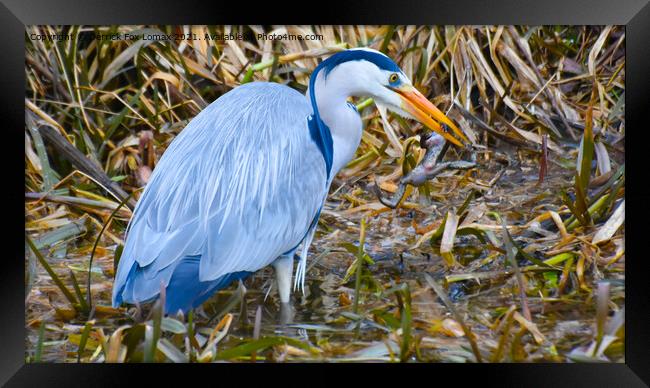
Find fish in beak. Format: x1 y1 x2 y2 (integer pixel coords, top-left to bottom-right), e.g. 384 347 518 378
393 85 469 148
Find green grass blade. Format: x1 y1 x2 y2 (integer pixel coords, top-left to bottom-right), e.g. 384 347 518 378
34 321 46 363
26 235 79 309
69 269 89 313
87 188 140 309
77 320 94 362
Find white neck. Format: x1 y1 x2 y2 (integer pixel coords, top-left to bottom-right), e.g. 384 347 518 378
309 69 363 178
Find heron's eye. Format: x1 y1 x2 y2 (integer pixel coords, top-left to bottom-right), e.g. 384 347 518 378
389 73 400 84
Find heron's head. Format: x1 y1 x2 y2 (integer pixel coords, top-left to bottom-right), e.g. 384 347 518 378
314 48 469 147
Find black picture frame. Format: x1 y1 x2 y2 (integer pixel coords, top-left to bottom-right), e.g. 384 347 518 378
3 0 649 385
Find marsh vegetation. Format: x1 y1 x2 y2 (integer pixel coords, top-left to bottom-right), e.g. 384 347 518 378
25 25 625 362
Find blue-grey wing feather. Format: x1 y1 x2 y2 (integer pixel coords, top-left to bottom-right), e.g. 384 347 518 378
113 82 327 306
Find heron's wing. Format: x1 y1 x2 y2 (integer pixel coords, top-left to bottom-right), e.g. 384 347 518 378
113 82 327 304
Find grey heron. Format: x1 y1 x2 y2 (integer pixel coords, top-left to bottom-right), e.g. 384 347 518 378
112 47 469 314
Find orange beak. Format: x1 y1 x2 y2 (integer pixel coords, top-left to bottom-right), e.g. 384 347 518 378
394 85 469 148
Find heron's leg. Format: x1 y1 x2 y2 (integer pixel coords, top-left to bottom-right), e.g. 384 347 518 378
272 255 293 304
279 302 295 326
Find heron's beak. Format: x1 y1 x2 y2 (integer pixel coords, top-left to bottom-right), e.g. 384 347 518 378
394 85 469 148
